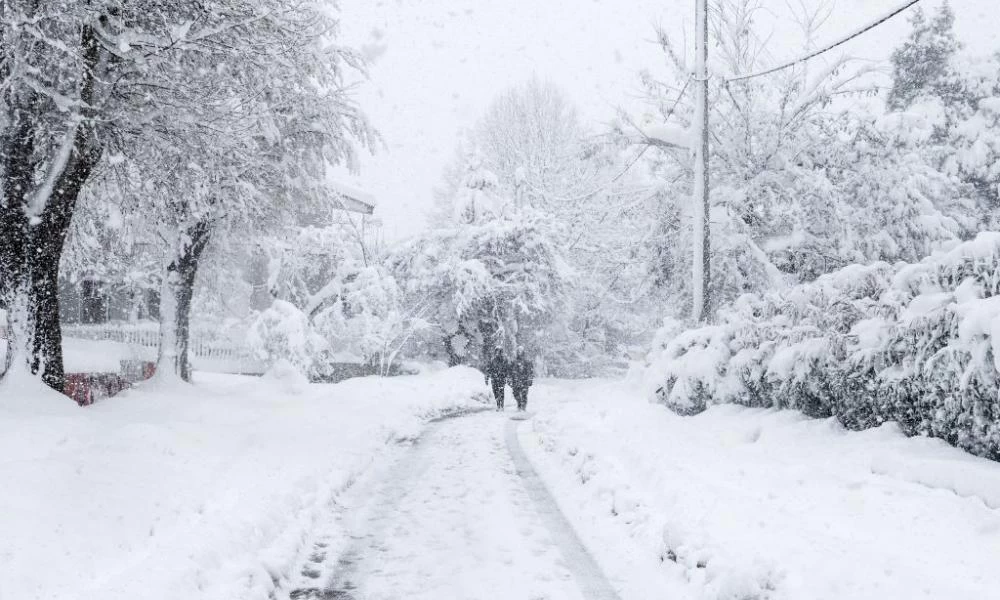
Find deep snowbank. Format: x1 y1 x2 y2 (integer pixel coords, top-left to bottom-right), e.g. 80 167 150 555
0 366 487 600
520 379 1000 600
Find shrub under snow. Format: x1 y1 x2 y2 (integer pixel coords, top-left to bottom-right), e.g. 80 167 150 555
644 233 1000 459
247 300 327 377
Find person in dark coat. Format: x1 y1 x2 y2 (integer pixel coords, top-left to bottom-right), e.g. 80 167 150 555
485 347 508 411
509 348 534 412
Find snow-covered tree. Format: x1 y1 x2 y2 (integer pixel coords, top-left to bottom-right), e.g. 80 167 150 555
394 166 571 369
635 0 970 318
436 82 660 374
1 1 105 388
887 2 963 112
0 0 375 388
452 158 505 225
884 3 1000 229
455 79 595 215
101 1 374 382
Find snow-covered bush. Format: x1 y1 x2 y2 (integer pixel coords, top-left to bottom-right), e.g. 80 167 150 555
392 173 572 370
452 159 504 225
310 263 430 376
645 233 1000 460
247 300 327 378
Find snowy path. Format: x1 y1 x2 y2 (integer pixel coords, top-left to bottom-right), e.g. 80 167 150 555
284 411 618 600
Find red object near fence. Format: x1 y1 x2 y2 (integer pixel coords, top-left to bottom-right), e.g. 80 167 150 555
65 374 95 406
64 373 121 406
63 360 156 406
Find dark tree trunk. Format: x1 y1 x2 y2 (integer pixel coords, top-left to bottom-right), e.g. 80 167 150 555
22 24 102 391
0 96 37 306
161 221 213 382
29 246 65 389
0 103 35 377
443 335 460 367
0 23 102 391
29 127 101 390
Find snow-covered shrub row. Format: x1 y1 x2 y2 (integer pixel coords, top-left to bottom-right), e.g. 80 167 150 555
645 233 1000 459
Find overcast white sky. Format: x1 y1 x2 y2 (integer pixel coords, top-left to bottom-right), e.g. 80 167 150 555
335 0 997 240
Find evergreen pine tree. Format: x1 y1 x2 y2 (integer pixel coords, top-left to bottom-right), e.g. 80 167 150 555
887 2 962 111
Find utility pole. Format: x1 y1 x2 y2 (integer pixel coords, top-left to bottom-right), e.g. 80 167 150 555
692 0 710 323
635 0 923 323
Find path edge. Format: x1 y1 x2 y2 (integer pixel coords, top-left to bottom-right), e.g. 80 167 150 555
504 418 622 600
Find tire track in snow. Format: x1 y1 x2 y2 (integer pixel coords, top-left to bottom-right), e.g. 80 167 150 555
505 417 622 600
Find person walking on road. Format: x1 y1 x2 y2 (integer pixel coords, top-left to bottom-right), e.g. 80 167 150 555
486 347 508 411
510 347 534 412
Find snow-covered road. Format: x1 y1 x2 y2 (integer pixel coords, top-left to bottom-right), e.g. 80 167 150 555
284 411 618 600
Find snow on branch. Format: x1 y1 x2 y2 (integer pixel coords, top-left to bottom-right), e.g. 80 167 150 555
638 122 693 150
622 112 692 151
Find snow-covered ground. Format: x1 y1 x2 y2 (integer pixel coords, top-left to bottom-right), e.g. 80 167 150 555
521 378 1000 600
4 370 999 600
278 412 600 600
0 367 487 600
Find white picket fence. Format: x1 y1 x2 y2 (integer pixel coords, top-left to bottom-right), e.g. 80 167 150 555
63 322 160 347
62 322 265 375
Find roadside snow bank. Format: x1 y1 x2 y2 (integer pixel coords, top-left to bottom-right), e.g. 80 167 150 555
0 366 487 600
521 379 1000 600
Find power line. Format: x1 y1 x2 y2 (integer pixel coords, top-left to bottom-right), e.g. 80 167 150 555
726 0 924 82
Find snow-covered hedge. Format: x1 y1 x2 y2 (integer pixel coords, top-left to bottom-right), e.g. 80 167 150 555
644 233 1000 459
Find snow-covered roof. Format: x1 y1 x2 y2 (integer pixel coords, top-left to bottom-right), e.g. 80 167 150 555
330 181 375 215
